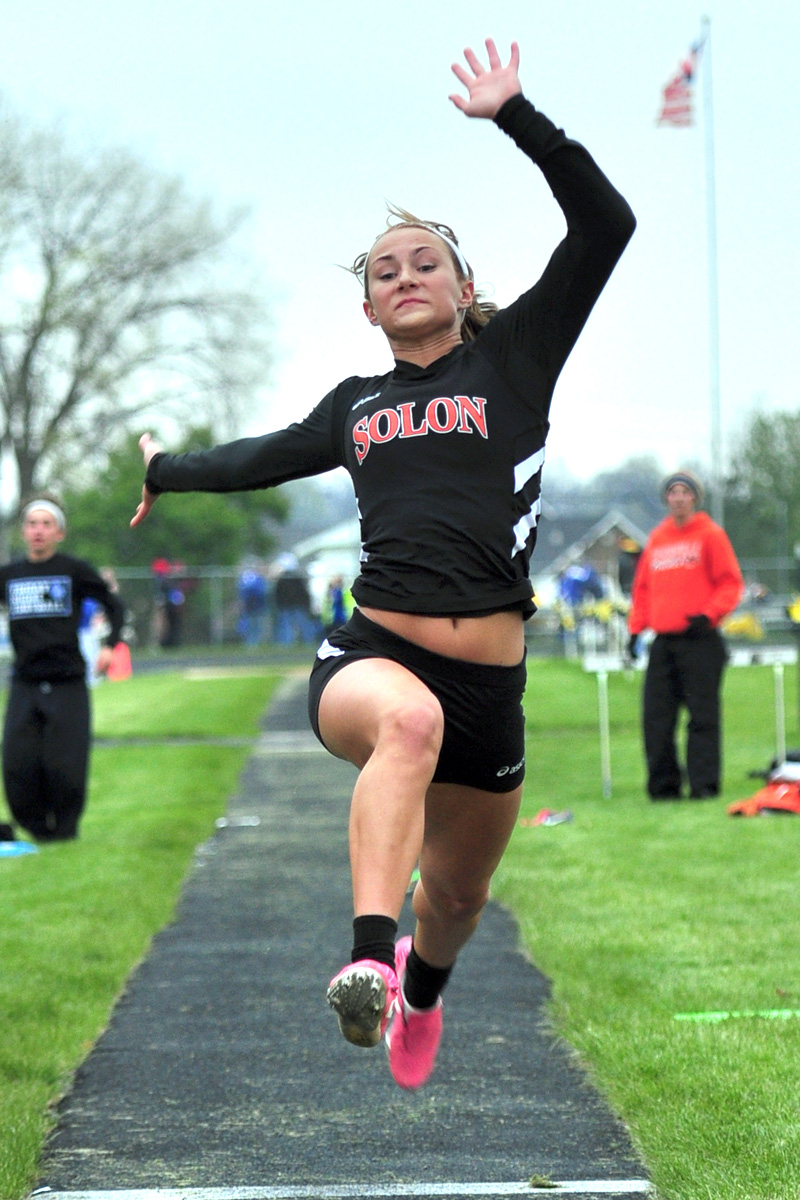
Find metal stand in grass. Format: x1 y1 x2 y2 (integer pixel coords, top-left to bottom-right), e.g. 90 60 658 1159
728 643 796 767
582 651 627 799
584 644 796 801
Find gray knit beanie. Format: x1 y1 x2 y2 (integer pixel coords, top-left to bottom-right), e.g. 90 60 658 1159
662 470 704 506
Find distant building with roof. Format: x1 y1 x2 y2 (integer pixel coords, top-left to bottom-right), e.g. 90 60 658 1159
290 503 656 617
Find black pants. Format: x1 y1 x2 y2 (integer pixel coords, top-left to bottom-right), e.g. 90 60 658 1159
2 678 91 840
643 631 728 798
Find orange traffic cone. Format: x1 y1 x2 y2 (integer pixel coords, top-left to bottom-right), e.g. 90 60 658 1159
107 642 132 681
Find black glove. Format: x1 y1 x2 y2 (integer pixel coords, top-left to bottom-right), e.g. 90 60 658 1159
685 614 712 638
627 633 639 659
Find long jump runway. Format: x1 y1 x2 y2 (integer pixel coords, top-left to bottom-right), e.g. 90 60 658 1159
34 677 650 1200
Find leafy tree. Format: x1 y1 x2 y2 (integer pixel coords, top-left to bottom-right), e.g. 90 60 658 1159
725 411 800 565
588 455 665 508
543 454 666 532
0 101 271 515
59 428 288 567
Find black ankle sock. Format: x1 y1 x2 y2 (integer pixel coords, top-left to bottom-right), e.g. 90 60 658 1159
351 914 398 971
403 944 453 1010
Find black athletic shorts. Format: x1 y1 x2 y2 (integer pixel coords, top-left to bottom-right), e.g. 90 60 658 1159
307 609 527 794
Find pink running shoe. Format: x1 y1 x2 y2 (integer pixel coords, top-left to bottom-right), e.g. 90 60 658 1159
326 959 398 1048
387 934 444 1089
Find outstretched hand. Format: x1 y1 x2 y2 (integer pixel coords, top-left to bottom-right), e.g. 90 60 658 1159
130 432 162 528
449 38 522 119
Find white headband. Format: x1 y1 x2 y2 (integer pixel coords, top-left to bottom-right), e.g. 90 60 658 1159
432 230 471 279
23 500 66 529
366 225 471 283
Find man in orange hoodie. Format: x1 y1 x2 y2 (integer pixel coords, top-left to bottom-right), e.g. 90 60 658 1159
628 471 743 800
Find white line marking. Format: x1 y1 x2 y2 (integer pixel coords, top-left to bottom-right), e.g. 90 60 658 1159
32 1182 652 1199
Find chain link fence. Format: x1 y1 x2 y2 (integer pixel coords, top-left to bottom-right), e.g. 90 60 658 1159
113 567 274 649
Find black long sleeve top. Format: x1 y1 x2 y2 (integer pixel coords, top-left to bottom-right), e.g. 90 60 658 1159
146 95 635 619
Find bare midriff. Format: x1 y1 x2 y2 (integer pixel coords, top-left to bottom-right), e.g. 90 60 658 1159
359 606 525 666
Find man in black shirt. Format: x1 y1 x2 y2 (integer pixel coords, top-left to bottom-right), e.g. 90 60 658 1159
0 496 126 841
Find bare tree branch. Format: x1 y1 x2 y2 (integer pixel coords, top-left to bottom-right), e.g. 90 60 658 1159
0 105 272 508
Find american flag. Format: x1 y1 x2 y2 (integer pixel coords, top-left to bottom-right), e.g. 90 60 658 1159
657 40 703 127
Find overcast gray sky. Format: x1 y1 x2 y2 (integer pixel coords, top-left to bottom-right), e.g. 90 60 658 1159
2 0 798 485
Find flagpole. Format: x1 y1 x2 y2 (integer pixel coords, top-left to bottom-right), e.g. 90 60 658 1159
701 15 723 525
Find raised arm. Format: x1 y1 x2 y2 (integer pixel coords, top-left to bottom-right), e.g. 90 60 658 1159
452 39 634 269
457 40 635 394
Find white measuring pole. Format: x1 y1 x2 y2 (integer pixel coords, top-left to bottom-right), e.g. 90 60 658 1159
597 669 612 798
774 662 786 766
730 646 795 767
582 653 624 799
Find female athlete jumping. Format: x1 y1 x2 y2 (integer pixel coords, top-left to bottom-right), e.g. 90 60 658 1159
131 38 635 1089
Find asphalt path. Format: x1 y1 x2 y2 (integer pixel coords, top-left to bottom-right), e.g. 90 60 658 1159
34 675 650 1200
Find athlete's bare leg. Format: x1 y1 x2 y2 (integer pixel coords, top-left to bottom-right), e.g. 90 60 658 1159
317 657 444 920
412 779 523 967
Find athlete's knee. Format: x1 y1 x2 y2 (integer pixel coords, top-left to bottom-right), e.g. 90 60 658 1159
378 695 443 766
421 874 490 926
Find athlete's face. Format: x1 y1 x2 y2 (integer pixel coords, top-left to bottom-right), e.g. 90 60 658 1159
362 226 474 346
22 509 65 561
665 482 696 525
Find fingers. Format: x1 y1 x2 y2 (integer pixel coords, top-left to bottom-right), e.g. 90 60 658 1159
129 501 146 528
452 38 517 82
133 433 162 526
449 39 521 115
462 46 486 76
130 488 156 527
484 37 501 69
450 48 483 90
450 61 472 93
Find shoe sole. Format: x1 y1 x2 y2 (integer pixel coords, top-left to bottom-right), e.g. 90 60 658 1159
326 967 389 1048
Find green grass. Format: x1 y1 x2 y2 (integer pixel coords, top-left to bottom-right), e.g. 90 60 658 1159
0 669 282 1200
3 659 800 1199
92 664 286 738
495 658 800 1200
